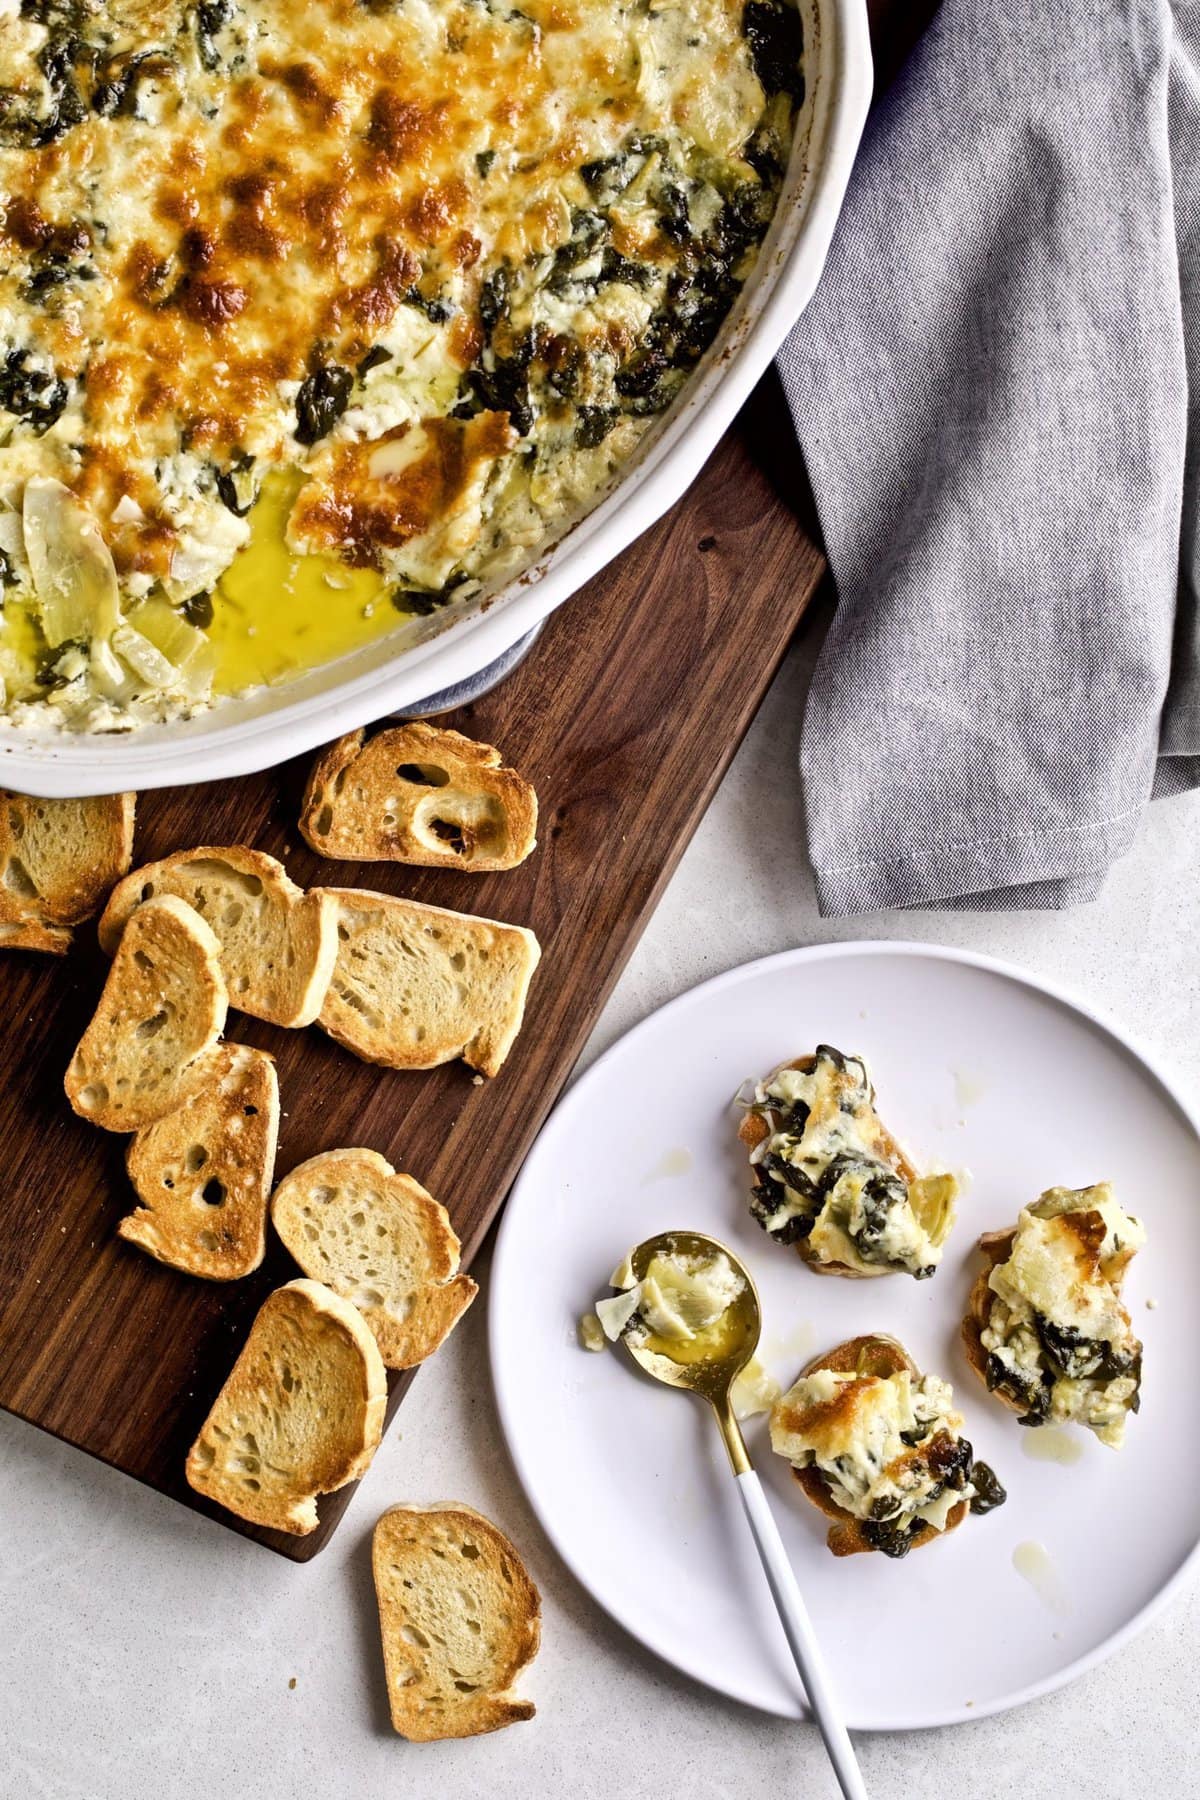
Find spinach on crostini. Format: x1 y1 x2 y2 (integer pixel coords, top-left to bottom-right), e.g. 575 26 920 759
356 344 393 379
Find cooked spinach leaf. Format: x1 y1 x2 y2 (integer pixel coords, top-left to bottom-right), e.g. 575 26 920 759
0 348 69 432
294 363 353 445
743 0 805 106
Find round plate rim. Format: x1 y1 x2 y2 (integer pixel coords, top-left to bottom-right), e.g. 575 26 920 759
488 938 1200 1730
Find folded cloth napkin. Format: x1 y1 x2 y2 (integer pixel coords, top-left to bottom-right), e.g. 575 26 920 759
777 0 1200 913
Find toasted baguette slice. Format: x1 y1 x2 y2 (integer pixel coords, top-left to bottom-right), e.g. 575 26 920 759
300 724 538 871
317 888 540 1077
786 1336 971 1558
962 1230 1018 1409
186 1278 387 1535
373 1503 540 1740
65 894 228 1132
99 845 337 1028
121 1044 280 1280
271 1149 477 1368
0 790 135 948
0 918 73 954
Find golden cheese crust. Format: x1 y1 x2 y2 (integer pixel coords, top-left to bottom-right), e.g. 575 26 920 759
0 0 805 728
774 1336 973 1559
961 1185 1145 1446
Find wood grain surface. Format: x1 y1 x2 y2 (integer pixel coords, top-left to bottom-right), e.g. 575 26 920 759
0 0 940 1558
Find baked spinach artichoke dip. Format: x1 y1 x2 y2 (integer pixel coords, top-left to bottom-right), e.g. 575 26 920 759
0 0 806 730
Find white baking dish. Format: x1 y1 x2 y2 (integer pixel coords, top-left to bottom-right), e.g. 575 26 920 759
0 0 871 797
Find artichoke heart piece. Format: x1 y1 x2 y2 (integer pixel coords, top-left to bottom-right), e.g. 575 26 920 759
22 480 121 649
125 597 216 698
909 1172 959 1246
111 624 177 688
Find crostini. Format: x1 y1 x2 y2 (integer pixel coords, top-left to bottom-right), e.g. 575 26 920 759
769 1333 1004 1557
963 1183 1145 1447
739 1045 958 1278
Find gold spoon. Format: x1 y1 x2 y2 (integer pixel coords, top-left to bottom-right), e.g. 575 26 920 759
621 1231 867 1800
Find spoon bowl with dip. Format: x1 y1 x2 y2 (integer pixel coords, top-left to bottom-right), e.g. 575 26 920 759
607 1230 868 1800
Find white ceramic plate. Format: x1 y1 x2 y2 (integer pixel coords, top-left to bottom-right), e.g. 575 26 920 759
489 942 1200 1728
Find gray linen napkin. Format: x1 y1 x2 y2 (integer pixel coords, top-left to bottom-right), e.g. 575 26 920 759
777 0 1200 914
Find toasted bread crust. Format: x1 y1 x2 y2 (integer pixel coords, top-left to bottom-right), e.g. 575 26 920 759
64 893 228 1132
99 845 337 1029
271 1148 477 1368
788 1334 969 1557
373 1502 540 1739
316 888 540 1077
742 1057 917 1279
0 791 134 934
300 724 538 872
0 918 73 953
961 1229 1024 1414
186 1278 387 1535
121 1043 280 1280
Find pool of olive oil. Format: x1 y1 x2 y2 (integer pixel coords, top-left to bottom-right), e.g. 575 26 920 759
0 470 422 709
0 599 45 693
638 1290 756 1369
1013 1541 1071 1615
209 470 401 696
1021 1426 1084 1466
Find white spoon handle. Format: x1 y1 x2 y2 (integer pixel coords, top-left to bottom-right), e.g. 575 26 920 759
735 1470 868 1800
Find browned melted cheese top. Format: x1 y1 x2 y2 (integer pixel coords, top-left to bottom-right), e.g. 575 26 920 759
773 1374 879 1460
0 0 800 724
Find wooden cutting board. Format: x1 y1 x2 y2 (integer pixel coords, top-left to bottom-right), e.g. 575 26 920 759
0 0 937 1559
0 375 823 1559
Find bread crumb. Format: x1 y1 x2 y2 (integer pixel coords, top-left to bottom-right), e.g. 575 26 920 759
1146 1297 1159 1310
472 1074 484 1086
578 1312 606 1352
288 1678 297 1690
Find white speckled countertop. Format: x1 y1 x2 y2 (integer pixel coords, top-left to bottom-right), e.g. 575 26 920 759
3 604 1197 1800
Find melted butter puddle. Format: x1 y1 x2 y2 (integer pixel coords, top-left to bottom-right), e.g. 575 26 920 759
1013 1541 1071 1616
1022 1426 1084 1466
642 1147 694 1183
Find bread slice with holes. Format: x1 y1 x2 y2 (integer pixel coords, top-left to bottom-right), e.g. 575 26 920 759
317 888 540 1077
0 790 135 951
271 1148 477 1367
186 1277 387 1535
373 1503 540 1740
120 1043 279 1279
65 893 228 1132
300 724 538 871
99 845 337 1028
